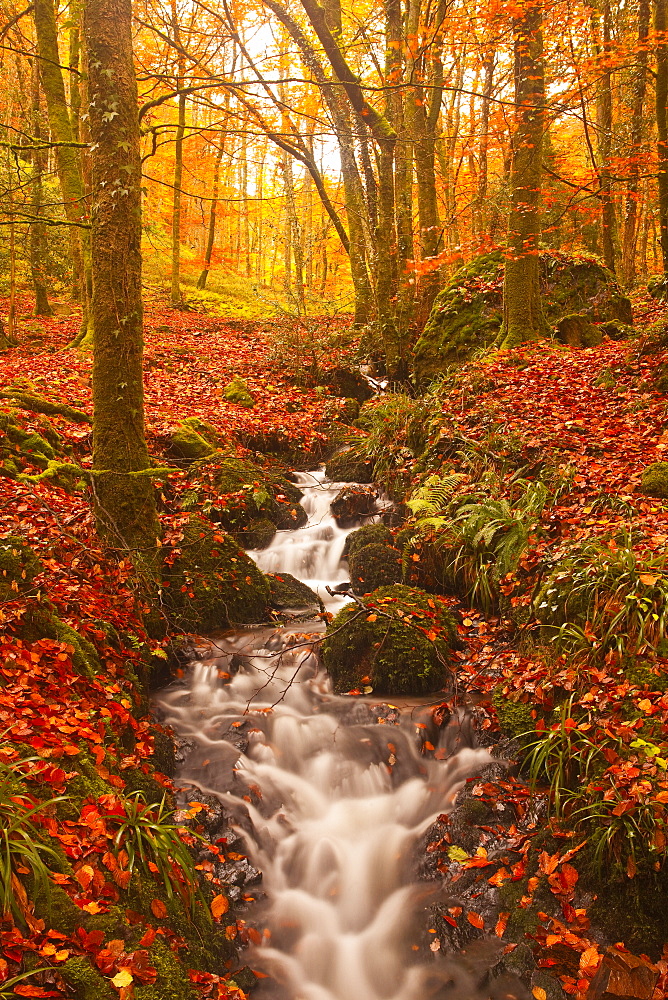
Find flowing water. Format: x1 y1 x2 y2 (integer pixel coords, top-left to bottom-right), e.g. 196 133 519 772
155 471 496 1000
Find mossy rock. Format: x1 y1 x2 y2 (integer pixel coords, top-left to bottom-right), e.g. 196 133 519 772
163 514 270 633
587 866 668 960
239 517 276 550
61 957 115 1000
0 410 59 472
0 535 42 600
197 456 306 532
167 420 216 461
268 572 321 610
492 689 535 741
135 938 198 1000
20 606 102 677
640 461 668 499
321 584 458 695
348 543 402 594
555 313 603 348
223 377 254 407
345 522 392 558
413 250 633 378
325 447 375 484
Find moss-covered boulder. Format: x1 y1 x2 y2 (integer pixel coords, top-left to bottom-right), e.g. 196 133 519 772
239 517 276 550
168 423 215 461
348 543 402 594
555 313 603 348
163 514 270 633
0 535 42 600
223 377 254 407
325 447 375 484
345 522 393 558
413 250 633 378
640 462 668 499
190 456 307 534
268 572 321 610
321 584 458 695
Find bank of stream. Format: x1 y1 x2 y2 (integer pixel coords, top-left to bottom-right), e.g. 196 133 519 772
154 470 530 1000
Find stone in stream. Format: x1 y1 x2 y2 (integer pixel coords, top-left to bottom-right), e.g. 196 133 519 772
330 484 379 525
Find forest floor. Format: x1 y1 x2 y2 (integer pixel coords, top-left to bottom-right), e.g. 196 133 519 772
2 291 668 1000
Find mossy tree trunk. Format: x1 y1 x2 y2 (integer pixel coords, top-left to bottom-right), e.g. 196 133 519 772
30 61 53 317
500 1 546 349
33 0 92 338
622 0 649 287
591 0 619 273
656 0 668 279
84 0 161 554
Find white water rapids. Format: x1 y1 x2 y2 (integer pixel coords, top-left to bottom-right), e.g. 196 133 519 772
155 471 498 1000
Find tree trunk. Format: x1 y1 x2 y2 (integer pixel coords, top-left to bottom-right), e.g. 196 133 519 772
501 1 546 348
656 0 668 278
591 0 619 272
84 0 160 552
171 91 186 306
622 0 650 287
33 0 90 331
30 60 53 316
197 142 224 289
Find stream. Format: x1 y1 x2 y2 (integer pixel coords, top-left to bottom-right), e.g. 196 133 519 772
155 471 508 1000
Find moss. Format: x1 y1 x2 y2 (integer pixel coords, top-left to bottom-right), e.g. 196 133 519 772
197 456 306 532
239 517 276 550
19 460 85 491
150 730 176 777
223 377 254 407
0 389 91 424
554 313 603 348
348 543 402 594
623 659 668 691
641 461 668 499
0 535 42 600
345 522 393 558
21 605 102 677
163 514 270 633
492 689 535 740
587 867 668 960
32 879 87 935
413 250 633 379
61 957 115 1000
268 572 321 610
168 422 215 461
325 447 375 484
322 584 457 695
136 938 198 1000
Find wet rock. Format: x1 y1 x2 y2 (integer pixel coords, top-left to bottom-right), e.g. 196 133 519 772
589 949 659 1000
330 485 379 525
268 573 322 611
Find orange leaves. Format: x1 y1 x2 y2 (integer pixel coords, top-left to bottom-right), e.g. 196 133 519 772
211 894 229 920
466 911 484 929
150 899 168 919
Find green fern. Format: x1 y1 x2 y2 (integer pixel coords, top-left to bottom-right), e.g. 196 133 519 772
406 473 466 516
